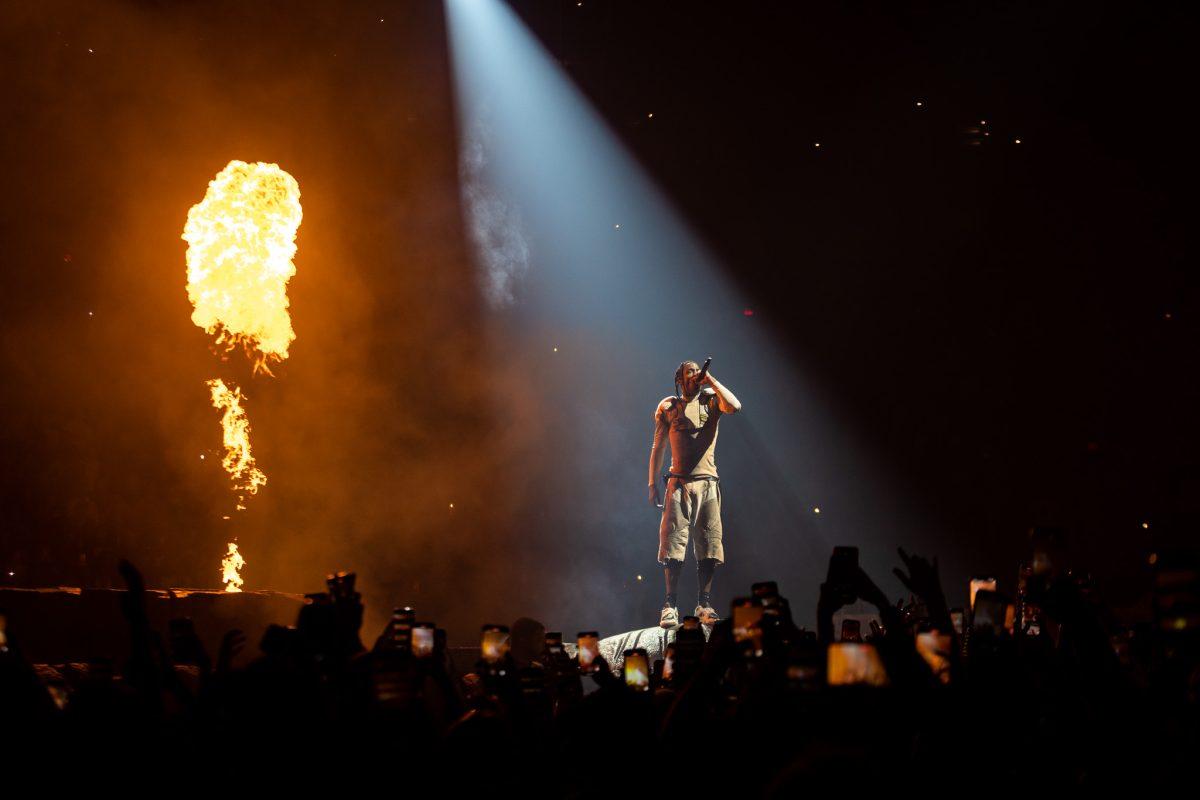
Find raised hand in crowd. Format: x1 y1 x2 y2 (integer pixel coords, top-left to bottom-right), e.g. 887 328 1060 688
893 547 951 632
1 540 1195 790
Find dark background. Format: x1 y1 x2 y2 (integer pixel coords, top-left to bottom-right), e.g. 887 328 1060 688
2 0 1195 638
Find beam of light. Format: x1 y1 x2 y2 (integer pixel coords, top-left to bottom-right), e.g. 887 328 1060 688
459 116 531 307
444 0 930 612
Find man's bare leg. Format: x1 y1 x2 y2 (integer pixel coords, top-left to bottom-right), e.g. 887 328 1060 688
696 557 718 621
659 559 684 628
664 558 683 608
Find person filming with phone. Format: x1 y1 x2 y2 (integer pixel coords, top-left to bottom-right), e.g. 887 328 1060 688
648 358 742 628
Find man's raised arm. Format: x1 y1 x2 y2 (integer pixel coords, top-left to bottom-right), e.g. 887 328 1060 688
704 374 742 414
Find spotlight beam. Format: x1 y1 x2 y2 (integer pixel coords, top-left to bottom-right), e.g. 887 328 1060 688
444 0 931 613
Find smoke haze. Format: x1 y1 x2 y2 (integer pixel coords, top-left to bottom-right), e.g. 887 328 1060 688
460 117 531 308
1 1 517 638
7 1 1189 642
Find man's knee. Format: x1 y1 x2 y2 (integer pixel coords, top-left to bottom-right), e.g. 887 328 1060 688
698 557 719 571
663 558 684 571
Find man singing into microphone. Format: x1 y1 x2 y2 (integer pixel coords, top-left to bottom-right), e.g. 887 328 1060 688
649 359 742 628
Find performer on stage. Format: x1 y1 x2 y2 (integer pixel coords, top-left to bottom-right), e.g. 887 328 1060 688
648 359 742 628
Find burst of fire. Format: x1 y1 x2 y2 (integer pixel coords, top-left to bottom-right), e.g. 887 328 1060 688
222 541 246 593
207 378 266 509
182 160 302 375
185 160 303 591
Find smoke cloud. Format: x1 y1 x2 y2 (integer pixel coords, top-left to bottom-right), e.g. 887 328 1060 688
459 118 531 308
0 0 538 639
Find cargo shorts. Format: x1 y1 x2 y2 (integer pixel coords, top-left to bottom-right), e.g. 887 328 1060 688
658 476 724 565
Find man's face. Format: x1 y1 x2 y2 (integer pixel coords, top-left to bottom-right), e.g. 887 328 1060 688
680 361 701 397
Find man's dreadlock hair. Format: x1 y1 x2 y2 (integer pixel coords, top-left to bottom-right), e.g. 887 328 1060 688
674 360 699 398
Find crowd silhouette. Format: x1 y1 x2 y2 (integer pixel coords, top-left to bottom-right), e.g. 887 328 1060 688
1 531 1196 792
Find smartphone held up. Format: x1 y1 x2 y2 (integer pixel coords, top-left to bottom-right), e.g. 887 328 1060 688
481 624 510 665
827 642 889 687
827 546 860 607
392 606 415 648
412 623 435 658
623 648 651 691
577 631 600 674
732 597 765 655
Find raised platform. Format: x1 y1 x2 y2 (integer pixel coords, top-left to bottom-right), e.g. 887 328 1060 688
0 587 304 664
598 625 682 667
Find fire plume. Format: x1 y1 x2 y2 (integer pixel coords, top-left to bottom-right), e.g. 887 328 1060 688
185 160 303 593
182 160 302 374
206 378 266 508
221 541 246 593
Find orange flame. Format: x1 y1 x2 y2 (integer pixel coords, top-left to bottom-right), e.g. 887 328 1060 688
207 378 266 508
185 160 302 593
221 541 246 593
182 160 302 374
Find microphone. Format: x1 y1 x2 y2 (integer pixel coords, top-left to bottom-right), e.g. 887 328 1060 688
697 357 712 384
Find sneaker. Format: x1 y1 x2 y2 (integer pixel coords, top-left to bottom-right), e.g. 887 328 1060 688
694 605 720 625
659 605 680 629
